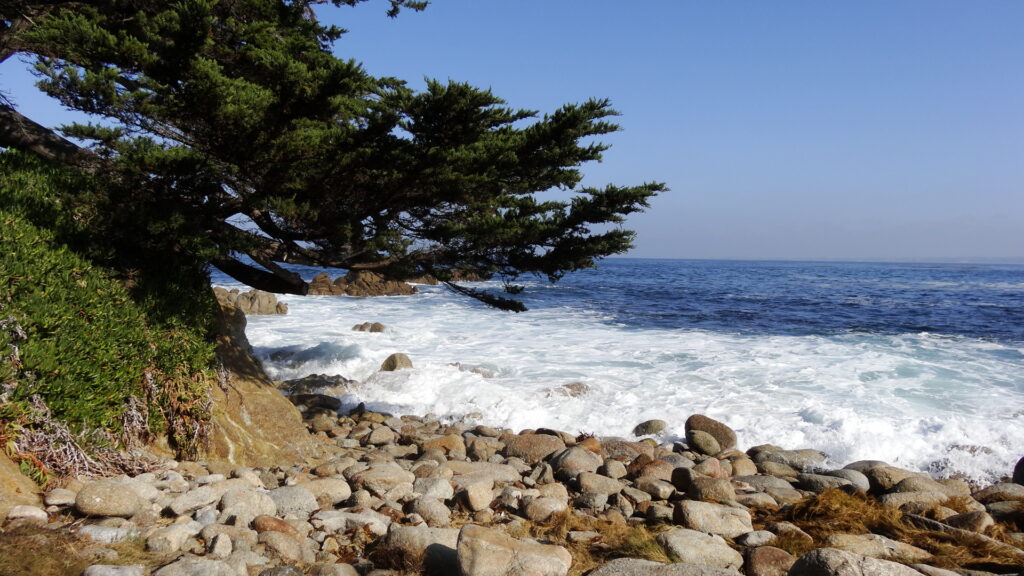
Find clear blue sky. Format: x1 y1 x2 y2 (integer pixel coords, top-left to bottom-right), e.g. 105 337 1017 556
3 1 1022 262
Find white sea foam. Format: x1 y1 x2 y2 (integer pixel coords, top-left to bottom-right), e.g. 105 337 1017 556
225 281 1024 483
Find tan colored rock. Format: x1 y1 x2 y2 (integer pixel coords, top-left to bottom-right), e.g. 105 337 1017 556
76 481 142 518
789 547 922 576
456 524 571 576
207 303 316 465
823 533 932 563
253 515 303 540
673 500 752 538
0 452 42 521
656 528 742 570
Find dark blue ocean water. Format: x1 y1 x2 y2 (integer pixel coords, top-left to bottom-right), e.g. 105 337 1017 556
516 259 1024 343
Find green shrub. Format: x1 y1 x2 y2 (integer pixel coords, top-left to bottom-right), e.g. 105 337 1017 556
0 151 217 472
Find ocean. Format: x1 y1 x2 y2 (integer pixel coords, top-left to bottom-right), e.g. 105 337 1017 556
211 258 1024 483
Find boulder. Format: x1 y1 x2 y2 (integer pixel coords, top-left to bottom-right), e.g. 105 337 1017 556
208 303 316 466
352 322 387 332
752 448 826 472
687 476 736 502
578 472 624 495
685 414 737 451
1014 456 1024 485
797 473 853 493
633 420 668 437
549 446 602 480
822 533 931 563
687 429 722 456
456 524 571 576
974 482 1024 504
383 524 460 574
76 481 142 518
788 548 923 576
743 546 795 576
380 353 413 371
266 486 319 519
350 464 416 495
333 270 417 297
504 434 567 464
656 528 742 570
673 500 752 538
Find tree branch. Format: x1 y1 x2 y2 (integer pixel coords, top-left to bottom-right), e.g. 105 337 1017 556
211 256 309 295
0 103 101 170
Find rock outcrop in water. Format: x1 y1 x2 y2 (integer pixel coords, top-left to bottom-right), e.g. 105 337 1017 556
307 271 416 297
213 287 289 315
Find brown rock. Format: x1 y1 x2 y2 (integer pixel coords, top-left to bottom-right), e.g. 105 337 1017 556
744 546 796 576
685 414 737 451
252 515 302 541
380 353 413 371
503 434 566 465
457 524 571 576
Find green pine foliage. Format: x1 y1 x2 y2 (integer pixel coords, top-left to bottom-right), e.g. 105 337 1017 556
2 0 665 309
0 151 215 465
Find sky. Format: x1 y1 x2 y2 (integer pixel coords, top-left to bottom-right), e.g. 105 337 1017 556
3 1 1022 262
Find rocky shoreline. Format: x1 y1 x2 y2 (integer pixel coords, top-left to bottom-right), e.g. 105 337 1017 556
3 401 1024 576
3 308 1024 576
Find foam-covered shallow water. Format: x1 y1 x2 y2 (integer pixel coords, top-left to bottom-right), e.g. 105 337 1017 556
213 259 1024 483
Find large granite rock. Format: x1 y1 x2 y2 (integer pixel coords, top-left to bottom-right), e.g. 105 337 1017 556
656 528 742 570
206 303 316 465
504 434 567 464
673 500 752 538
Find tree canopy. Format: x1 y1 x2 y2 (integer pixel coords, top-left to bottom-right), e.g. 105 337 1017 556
1 0 665 311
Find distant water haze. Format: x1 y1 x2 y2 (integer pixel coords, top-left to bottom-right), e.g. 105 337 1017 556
213 259 1024 484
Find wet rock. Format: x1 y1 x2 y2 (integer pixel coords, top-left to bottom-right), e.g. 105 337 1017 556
788 547 922 576
456 524 571 576
76 481 143 518
1014 456 1024 485
673 500 752 538
752 448 825 472
633 420 668 437
380 353 413 371
656 528 742 570
687 430 721 456
352 322 386 332
685 414 737 451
